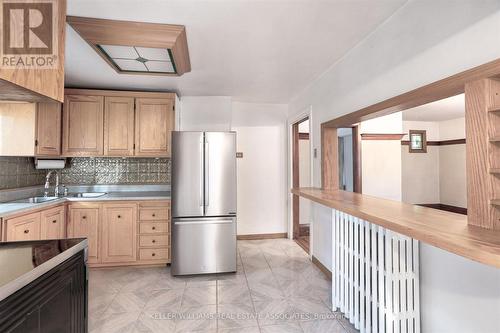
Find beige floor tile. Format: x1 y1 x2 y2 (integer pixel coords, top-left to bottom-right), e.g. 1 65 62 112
218 283 252 305
184 274 218 287
88 291 117 317
106 290 150 314
217 303 258 329
217 271 248 286
300 319 347 333
247 279 284 302
92 310 141 333
260 322 303 333
254 299 295 327
182 286 217 307
175 304 217 332
133 310 176 333
145 289 184 312
287 296 334 321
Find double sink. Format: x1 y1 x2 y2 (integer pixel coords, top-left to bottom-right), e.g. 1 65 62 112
10 192 107 204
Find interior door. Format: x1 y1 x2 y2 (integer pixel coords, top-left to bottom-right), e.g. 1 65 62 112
172 131 204 218
204 132 237 217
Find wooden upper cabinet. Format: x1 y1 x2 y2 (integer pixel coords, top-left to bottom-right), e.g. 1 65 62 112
104 97 135 156
68 205 101 263
5 212 41 241
35 103 62 156
135 98 174 157
40 206 65 240
63 95 104 156
101 203 137 263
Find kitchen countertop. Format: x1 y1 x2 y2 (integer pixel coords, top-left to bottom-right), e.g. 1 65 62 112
0 191 170 219
0 238 88 302
292 187 500 268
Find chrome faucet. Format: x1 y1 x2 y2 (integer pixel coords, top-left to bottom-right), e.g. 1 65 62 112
44 170 60 197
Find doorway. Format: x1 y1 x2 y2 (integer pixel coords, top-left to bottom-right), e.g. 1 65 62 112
337 125 361 193
292 117 311 253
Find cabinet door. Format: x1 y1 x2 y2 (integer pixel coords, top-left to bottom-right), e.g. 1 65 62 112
68 206 100 263
35 102 62 156
135 98 174 157
40 206 66 240
101 203 137 263
63 95 104 156
104 96 135 156
5 212 41 241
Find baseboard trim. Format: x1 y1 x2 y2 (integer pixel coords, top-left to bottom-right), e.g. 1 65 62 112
312 255 332 279
237 233 288 240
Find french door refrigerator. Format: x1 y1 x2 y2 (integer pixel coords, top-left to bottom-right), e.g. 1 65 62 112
171 131 237 275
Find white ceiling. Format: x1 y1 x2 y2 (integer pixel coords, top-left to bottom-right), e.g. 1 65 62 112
402 94 465 122
65 0 407 103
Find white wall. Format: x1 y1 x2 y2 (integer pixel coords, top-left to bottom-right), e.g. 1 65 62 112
401 118 466 207
179 96 232 131
287 1 500 331
232 102 288 235
360 113 403 201
179 99 288 236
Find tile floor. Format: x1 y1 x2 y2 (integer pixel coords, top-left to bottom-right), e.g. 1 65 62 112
88 239 357 333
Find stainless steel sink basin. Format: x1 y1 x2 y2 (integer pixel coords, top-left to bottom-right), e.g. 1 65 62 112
11 196 59 203
69 192 107 198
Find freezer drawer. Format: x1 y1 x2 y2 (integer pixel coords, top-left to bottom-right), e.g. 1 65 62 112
171 217 236 275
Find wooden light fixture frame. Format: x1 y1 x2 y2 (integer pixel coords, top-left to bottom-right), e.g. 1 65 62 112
67 16 191 76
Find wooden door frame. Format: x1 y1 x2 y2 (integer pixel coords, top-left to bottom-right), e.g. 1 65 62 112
288 107 313 256
292 117 309 240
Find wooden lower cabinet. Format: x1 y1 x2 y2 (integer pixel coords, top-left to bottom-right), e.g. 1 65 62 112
101 203 137 263
5 212 41 241
67 204 101 264
138 201 171 264
41 206 66 240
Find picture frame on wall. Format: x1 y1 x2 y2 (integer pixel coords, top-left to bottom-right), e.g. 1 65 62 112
409 130 427 153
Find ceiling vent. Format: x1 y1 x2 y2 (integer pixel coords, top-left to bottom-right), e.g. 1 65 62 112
67 16 191 76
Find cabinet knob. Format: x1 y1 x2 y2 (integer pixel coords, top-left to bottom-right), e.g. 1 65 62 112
152 239 156 243
82 216 86 220
152 253 156 257
152 226 156 230
117 215 121 219
152 213 156 217
24 230 29 234
52 220 57 224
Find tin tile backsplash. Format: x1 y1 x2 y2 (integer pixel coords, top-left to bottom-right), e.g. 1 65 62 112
62 158 171 185
0 157 171 190
0 157 46 190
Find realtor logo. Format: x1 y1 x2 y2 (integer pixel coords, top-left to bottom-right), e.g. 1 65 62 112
1 0 59 68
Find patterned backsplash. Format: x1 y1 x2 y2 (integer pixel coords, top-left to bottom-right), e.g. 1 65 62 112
0 157 171 190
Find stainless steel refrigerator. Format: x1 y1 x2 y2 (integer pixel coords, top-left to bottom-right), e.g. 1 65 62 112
171 131 237 275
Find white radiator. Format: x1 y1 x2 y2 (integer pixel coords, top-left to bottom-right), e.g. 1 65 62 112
332 209 420 333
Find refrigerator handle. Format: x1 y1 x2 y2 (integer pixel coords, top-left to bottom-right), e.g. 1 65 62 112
204 138 209 207
199 140 204 207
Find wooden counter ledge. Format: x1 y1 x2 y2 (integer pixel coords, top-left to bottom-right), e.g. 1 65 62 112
292 187 500 268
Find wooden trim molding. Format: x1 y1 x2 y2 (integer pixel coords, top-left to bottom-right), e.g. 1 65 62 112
360 133 405 140
237 233 287 240
352 125 362 193
401 138 466 146
417 203 467 215
298 133 310 140
312 256 332 279
323 58 500 128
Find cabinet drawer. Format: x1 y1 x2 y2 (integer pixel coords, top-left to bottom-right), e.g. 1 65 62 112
139 222 169 234
139 208 169 221
139 235 169 247
139 248 169 261
5 212 41 241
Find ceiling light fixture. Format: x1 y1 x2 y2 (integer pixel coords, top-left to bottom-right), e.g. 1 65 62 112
67 16 191 76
